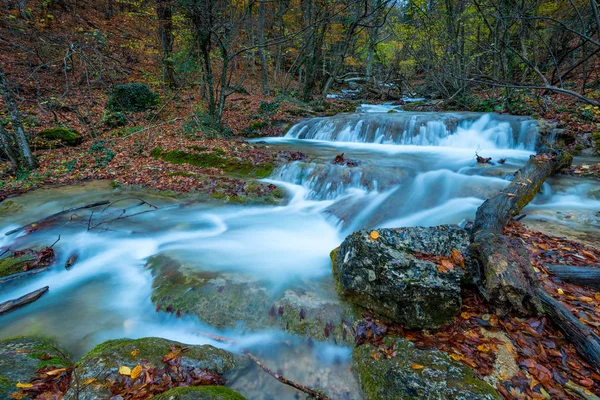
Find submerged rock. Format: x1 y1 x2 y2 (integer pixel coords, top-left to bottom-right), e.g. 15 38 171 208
353 336 500 400
64 337 238 400
152 385 246 400
332 225 474 329
0 337 71 398
146 255 359 343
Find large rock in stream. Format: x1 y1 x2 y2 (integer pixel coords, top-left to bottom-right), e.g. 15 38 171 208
64 337 240 400
354 336 500 400
146 255 359 343
332 225 475 329
0 336 71 398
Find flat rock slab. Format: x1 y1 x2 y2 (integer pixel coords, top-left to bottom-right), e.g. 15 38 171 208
353 336 500 400
332 225 473 329
147 255 359 343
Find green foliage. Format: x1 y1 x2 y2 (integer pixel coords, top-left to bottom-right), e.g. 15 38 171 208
103 111 128 128
88 140 115 169
106 82 160 112
39 127 82 146
258 100 279 115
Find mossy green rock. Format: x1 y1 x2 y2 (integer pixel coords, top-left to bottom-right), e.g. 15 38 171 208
153 386 246 400
0 253 36 278
0 337 70 398
65 337 238 400
332 225 474 329
152 148 273 178
147 255 358 343
39 127 82 146
353 337 500 400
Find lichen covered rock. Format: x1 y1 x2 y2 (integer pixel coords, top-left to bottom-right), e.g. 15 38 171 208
147 255 359 343
153 385 246 400
332 225 474 328
353 336 500 400
64 337 238 400
0 337 70 398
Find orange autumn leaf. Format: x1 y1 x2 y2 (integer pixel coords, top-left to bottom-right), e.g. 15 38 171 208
369 230 379 240
411 363 424 370
130 364 142 380
450 249 464 267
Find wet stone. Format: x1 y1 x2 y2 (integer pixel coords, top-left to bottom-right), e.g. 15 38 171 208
332 225 475 329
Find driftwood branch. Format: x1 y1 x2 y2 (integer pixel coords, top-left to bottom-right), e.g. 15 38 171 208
471 149 600 371
471 150 573 315
5 200 110 236
0 286 49 314
545 264 600 290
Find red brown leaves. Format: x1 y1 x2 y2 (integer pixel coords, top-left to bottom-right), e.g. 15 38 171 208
332 153 359 167
355 316 388 346
413 249 465 273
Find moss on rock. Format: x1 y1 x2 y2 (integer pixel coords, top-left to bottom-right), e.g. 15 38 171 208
146 255 359 343
353 336 500 400
65 337 238 400
0 337 70 398
153 148 273 178
39 127 82 146
153 385 246 400
0 253 36 278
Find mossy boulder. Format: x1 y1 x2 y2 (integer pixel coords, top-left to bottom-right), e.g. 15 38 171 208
107 82 160 112
153 386 246 400
39 127 82 146
332 225 475 329
147 255 359 343
0 253 36 279
151 148 273 178
103 111 128 128
0 337 70 398
593 132 600 154
64 337 239 400
353 336 500 400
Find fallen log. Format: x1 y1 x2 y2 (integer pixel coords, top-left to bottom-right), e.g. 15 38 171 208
471 150 572 315
545 264 600 290
0 266 50 285
471 149 600 371
0 286 49 314
5 200 110 236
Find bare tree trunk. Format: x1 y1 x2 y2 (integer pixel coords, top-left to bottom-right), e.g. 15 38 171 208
156 0 177 88
0 63 36 169
0 123 19 168
257 0 270 95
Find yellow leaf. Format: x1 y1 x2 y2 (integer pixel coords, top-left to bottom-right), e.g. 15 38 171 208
411 363 424 370
82 378 97 385
119 366 131 376
130 349 139 357
369 230 379 240
130 364 142 380
450 353 463 361
538 243 549 250
460 311 470 319
477 344 490 353
557 288 564 295
45 368 67 376
580 296 593 303
15 382 33 389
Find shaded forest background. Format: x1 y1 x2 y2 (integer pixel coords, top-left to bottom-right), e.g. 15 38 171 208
1 0 600 191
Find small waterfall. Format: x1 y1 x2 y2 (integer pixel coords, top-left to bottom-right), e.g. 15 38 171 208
285 112 540 150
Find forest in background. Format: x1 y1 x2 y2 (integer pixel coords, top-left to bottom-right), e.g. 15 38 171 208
1 0 600 192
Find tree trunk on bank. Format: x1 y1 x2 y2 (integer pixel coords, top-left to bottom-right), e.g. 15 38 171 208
156 0 177 88
0 63 37 169
0 122 19 168
471 149 600 371
257 0 270 95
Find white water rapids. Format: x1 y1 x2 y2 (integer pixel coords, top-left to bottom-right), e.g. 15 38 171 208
1 105 599 398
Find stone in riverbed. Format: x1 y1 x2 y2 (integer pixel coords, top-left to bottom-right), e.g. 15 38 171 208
353 336 500 400
332 225 474 329
64 337 239 400
146 255 359 343
0 337 71 398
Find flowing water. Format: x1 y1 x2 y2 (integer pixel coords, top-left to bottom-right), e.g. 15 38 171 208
1 105 599 399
